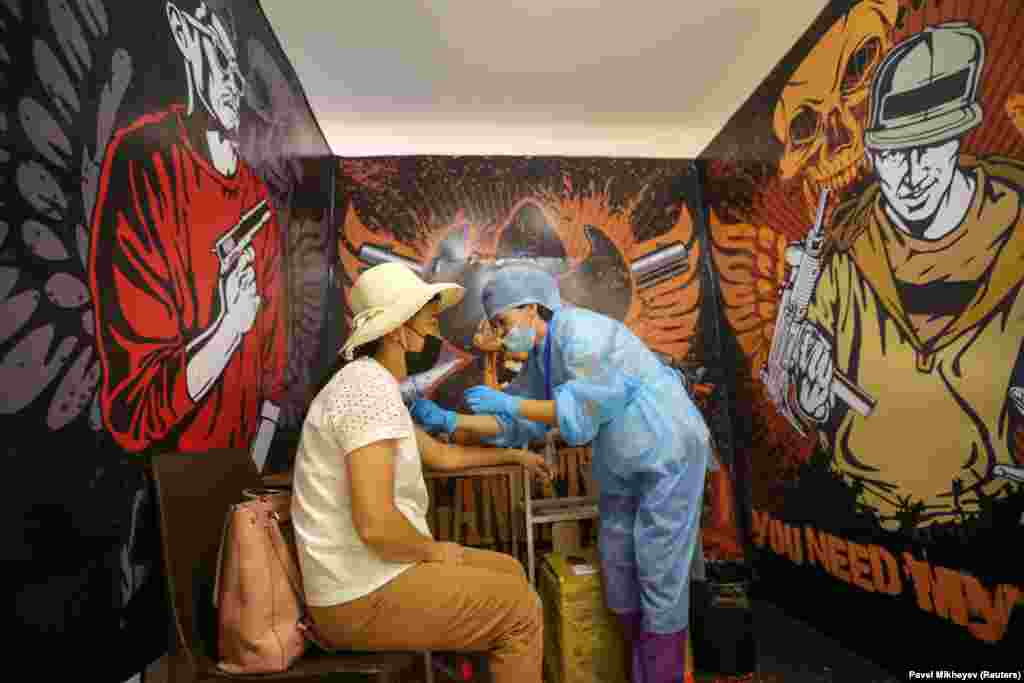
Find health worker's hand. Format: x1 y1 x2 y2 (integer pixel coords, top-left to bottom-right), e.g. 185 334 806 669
464 385 521 418
410 399 457 434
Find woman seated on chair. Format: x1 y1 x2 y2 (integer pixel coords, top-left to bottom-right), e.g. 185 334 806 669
291 263 552 683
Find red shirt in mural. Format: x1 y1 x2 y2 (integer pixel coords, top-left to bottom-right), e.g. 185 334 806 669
89 104 287 454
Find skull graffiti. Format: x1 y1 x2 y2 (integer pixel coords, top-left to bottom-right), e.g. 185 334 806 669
773 0 898 215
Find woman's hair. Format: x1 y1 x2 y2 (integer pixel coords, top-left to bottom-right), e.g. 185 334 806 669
312 338 380 397
350 338 383 362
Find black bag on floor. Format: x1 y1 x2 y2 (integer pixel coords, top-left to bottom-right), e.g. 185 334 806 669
691 561 757 675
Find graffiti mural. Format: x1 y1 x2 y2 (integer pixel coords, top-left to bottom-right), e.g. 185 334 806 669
701 0 1023 669
2 1 330 678
334 157 744 562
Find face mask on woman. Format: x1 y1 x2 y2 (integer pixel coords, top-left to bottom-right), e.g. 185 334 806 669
405 333 443 375
502 326 536 354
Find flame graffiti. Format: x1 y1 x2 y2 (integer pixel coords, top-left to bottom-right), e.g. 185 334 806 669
549 189 702 359
339 186 702 361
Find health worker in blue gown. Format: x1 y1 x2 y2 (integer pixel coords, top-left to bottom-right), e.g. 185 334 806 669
410 264 711 683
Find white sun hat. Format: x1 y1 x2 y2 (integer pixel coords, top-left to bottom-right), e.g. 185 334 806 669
340 262 465 360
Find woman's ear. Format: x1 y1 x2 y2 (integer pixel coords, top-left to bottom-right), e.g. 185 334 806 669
381 326 403 349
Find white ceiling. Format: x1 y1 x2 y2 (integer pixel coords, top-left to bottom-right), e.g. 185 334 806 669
261 1 827 158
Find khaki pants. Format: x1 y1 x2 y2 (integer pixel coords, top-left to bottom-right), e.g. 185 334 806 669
308 549 543 683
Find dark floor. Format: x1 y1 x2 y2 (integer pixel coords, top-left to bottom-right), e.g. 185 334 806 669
416 599 901 683
137 598 906 682
738 600 899 683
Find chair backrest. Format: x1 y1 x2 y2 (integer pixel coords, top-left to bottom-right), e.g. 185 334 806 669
152 449 262 672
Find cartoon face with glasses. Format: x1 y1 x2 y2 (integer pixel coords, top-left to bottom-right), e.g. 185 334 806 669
167 1 247 137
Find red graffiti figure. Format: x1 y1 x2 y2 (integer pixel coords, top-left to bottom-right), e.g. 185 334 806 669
89 1 287 463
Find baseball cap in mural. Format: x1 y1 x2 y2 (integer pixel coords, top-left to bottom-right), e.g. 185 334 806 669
865 22 984 151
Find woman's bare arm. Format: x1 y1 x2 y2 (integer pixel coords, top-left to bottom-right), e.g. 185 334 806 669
347 438 442 563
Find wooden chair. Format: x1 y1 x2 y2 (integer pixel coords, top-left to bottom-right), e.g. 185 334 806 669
521 432 598 585
151 449 418 682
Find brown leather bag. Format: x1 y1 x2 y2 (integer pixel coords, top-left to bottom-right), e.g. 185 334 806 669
213 489 319 673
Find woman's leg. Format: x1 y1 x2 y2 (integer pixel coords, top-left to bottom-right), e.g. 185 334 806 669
598 453 700 683
639 629 688 683
308 555 542 683
461 547 529 579
632 437 705 683
598 494 642 615
617 610 645 683
599 494 646 683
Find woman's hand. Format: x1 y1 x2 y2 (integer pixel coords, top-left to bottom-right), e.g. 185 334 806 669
514 449 555 482
427 541 466 564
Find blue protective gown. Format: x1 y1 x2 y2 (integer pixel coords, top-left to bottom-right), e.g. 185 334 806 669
487 306 711 634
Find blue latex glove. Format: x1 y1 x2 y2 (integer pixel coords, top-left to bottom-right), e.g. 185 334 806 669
464 385 522 417
410 399 457 434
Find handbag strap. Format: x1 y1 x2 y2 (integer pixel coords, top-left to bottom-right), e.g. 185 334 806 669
264 509 336 652
267 510 306 607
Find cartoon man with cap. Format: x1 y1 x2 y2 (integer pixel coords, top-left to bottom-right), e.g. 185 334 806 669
791 22 1024 528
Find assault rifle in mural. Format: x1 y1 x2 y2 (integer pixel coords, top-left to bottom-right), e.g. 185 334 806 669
761 189 876 435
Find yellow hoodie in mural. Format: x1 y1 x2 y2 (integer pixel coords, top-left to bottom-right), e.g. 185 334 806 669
809 156 1024 528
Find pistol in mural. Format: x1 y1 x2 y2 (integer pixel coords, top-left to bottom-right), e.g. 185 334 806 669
778 22 1024 528
88 0 287 467
3 0 326 675
2 0 295 468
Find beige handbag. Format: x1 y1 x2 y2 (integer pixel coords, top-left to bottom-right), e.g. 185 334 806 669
213 488 314 674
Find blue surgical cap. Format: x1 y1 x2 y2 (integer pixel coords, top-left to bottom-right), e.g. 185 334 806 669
481 264 562 320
